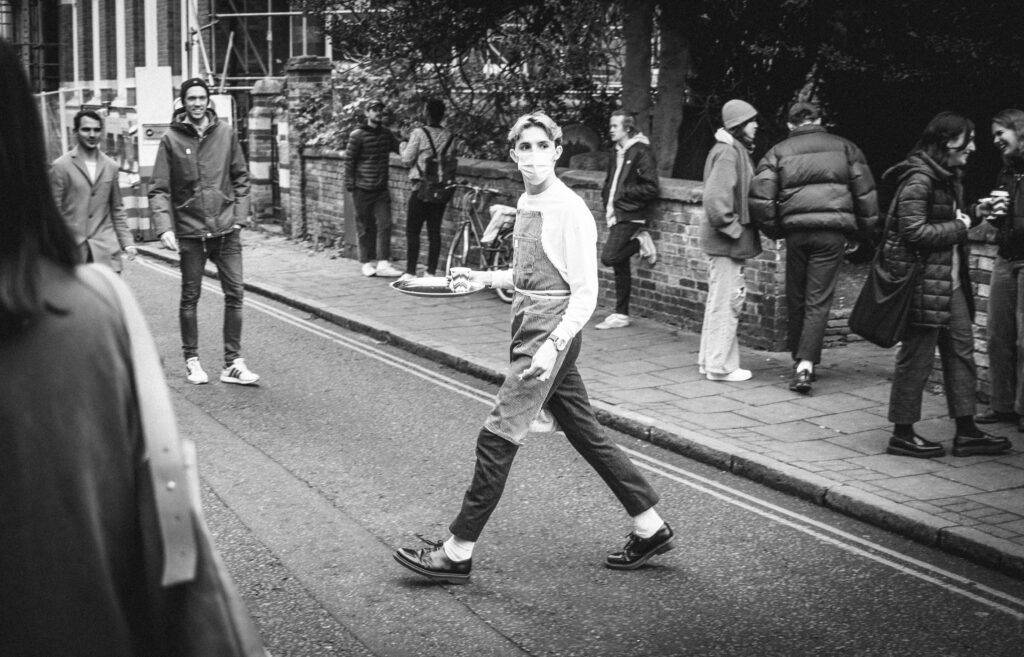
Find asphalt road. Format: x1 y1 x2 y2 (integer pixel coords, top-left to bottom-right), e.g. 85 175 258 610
126 257 1024 657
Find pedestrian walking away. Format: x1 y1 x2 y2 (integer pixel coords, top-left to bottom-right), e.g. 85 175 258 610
881 112 1010 459
974 109 1024 432
750 101 879 394
698 99 762 382
595 109 660 330
346 98 403 278
394 112 673 585
399 98 456 282
150 76 260 387
50 109 137 272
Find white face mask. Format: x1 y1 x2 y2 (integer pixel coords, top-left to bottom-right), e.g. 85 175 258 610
515 151 557 186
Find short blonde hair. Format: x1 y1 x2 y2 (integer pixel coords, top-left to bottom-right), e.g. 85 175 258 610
507 111 562 148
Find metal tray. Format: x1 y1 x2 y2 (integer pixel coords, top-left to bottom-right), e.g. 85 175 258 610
390 276 486 297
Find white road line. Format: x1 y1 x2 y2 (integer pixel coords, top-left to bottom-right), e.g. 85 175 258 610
136 258 1024 619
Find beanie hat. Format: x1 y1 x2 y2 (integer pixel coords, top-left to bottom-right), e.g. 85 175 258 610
721 99 757 129
179 77 211 103
787 101 820 124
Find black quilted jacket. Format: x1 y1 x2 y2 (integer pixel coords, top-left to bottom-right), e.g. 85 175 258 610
881 152 973 327
344 124 399 191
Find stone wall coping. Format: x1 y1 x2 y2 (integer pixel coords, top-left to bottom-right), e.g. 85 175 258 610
284 55 332 73
299 146 704 204
252 77 286 95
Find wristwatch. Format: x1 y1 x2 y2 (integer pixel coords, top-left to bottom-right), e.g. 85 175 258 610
547 334 568 351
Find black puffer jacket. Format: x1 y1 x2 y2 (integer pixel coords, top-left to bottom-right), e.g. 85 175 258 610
881 152 973 327
986 158 1024 261
750 125 878 238
600 137 660 223
344 124 399 192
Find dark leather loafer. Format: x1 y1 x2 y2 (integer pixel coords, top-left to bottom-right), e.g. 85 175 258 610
605 522 674 570
393 537 471 584
887 433 945 459
789 370 813 394
953 432 1012 457
975 409 1017 425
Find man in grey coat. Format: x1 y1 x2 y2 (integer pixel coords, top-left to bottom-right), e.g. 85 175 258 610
51 109 135 272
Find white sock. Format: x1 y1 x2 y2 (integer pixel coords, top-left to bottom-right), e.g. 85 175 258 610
796 360 813 373
442 535 474 562
632 507 664 539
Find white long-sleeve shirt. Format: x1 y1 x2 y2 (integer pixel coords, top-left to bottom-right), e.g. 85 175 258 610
491 179 598 343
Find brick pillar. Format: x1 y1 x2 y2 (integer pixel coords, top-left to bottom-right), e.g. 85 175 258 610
247 77 285 224
283 55 332 239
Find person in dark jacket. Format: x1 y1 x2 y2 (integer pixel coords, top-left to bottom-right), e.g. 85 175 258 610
594 110 660 330
345 99 403 278
750 102 878 393
151 77 260 387
883 112 1010 458
975 109 1024 431
698 99 762 382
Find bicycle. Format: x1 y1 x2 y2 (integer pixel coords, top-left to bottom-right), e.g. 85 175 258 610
445 182 516 303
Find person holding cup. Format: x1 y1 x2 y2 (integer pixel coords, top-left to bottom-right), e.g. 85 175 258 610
974 109 1024 431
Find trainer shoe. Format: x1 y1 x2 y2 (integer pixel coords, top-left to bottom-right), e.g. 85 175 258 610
595 313 631 330
706 368 753 382
185 357 209 385
397 272 415 283
361 262 377 277
220 358 260 385
375 260 403 277
635 231 657 265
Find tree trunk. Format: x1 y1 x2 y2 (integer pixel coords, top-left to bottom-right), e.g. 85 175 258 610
621 0 654 135
652 2 691 177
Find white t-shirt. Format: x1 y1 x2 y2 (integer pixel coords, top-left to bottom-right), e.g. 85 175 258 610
492 178 598 342
85 160 98 183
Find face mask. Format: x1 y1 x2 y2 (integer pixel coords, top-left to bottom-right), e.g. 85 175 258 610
516 151 556 186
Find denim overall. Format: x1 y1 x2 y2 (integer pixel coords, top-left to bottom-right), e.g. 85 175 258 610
450 201 660 542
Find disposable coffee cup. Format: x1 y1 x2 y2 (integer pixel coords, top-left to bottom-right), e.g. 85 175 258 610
449 267 472 293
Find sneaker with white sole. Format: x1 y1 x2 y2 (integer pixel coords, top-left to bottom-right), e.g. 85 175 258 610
221 358 260 385
185 357 209 384
375 260 403 277
706 368 752 382
595 313 631 329
635 231 657 265
397 272 415 283
361 262 378 277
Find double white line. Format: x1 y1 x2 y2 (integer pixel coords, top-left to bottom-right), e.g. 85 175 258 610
136 257 1024 620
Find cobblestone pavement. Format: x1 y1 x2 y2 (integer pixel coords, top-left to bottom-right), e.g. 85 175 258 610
137 229 1024 577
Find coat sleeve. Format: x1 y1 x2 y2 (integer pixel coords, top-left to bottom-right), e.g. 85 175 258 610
344 129 361 191
109 169 132 248
49 161 67 215
896 173 966 249
749 150 781 238
149 139 174 236
230 132 251 225
703 149 744 240
618 147 660 205
400 129 421 168
848 144 879 236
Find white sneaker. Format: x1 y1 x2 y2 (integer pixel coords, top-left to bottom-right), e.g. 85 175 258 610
221 358 260 385
361 262 378 277
635 231 657 265
595 313 631 329
375 260 403 277
185 357 209 384
397 272 415 283
706 368 752 382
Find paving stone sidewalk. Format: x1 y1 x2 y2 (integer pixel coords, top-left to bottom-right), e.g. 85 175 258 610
137 230 1024 577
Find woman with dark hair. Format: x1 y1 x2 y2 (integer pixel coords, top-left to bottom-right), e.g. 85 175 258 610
0 39 262 655
882 111 1011 458
973 109 1024 432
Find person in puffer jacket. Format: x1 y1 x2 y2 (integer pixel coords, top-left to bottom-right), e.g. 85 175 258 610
150 77 260 388
882 112 1010 459
750 102 878 394
973 109 1024 432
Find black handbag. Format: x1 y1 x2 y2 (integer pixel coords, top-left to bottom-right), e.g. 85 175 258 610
848 182 921 348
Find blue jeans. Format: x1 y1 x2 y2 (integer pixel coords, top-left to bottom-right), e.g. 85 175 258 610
178 230 244 366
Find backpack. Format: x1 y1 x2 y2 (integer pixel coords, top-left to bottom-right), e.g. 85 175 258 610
415 127 457 204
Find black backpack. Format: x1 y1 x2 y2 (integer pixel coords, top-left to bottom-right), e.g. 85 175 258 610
415 128 456 204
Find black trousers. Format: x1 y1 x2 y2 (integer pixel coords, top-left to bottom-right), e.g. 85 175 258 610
600 222 642 316
405 193 446 275
352 188 391 263
785 230 847 364
449 335 660 541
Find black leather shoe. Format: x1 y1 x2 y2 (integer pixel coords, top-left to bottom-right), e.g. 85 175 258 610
393 536 471 584
887 433 945 459
953 432 1012 457
789 370 813 394
605 523 674 570
975 409 1017 425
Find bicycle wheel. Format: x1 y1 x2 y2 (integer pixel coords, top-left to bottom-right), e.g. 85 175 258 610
489 238 514 304
446 225 485 273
